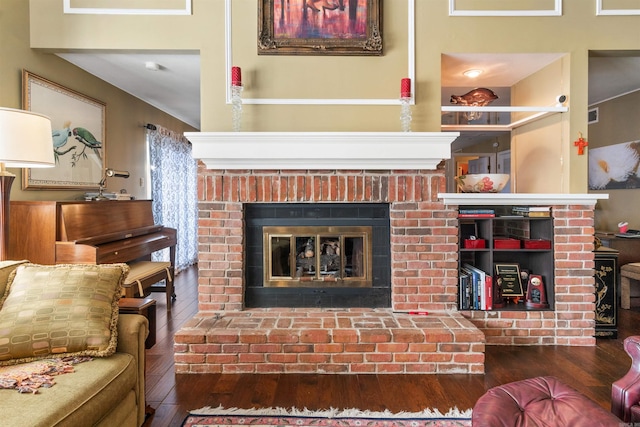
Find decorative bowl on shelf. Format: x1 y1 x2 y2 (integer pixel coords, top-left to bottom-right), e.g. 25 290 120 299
456 174 510 193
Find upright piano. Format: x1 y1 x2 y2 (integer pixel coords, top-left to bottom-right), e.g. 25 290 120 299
8 200 176 270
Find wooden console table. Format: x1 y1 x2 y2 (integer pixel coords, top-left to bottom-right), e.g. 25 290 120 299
596 232 640 267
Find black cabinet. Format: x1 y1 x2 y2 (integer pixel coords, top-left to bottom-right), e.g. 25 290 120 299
459 214 554 311
594 248 618 338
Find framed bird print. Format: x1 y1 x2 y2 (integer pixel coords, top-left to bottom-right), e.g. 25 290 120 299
22 70 106 190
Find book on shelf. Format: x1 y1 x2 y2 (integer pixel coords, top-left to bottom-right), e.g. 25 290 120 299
513 206 550 212
458 213 495 218
460 267 477 310
459 208 495 218
514 211 550 217
462 264 492 310
459 269 472 310
459 209 495 214
485 275 493 310
512 206 551 217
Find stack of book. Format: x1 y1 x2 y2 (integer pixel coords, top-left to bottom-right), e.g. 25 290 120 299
512 206 551 217
459 264 493 310
459 209 495 218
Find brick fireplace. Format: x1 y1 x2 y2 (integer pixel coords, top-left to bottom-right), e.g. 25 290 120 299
193 167 460 313
174 132 602 374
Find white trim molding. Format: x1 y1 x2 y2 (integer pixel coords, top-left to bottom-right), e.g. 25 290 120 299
438 193 608 206
449 0 562 16
186 132 459 170
225 0 416 106
596 0 640 15
63 0 191 15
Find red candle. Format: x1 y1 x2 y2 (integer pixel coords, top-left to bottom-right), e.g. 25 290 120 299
400 78 411 98
231 66 242 86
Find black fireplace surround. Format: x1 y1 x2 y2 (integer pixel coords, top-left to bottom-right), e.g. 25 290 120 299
245 203 391 308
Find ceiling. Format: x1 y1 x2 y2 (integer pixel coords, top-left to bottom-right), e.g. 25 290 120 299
57 51 640 134
57 51 201 129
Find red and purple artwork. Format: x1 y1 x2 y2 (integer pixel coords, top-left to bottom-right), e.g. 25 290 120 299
259 0 381 55
273 0 368 40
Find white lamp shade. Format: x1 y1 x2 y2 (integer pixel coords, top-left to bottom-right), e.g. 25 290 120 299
0 107 55 168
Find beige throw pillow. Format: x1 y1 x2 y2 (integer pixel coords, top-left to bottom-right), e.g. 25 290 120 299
0 263 129 366
0 260 28 298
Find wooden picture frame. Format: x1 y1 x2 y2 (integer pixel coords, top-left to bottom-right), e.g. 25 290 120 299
258 0 382 56
22 70 106 190
494 263 524 297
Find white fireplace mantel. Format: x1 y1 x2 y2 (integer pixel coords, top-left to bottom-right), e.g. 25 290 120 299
186 132 460 170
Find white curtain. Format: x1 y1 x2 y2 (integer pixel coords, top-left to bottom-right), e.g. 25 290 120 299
147 125 198 271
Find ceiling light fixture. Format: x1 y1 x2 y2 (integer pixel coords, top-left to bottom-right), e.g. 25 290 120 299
463 69 483 78
145 61 161 71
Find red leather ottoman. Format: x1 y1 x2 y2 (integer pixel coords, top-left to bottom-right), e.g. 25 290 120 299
472 376 621 426
612 335 640 422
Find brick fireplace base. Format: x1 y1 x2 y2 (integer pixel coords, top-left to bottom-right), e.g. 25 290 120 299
181 157 600 375
174 309 485 374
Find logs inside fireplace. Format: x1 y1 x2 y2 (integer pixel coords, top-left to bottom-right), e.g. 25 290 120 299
264 226 372 288
245 203 391 308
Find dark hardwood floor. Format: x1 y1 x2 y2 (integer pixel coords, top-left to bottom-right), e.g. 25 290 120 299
143 265 640 427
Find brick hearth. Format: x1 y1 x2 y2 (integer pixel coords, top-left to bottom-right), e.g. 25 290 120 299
175 309 484 374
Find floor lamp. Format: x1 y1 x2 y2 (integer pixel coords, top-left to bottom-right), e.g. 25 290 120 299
0 107 55 260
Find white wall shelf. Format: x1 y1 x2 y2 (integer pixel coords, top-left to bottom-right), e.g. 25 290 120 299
441 105 568 132
438 193 607 206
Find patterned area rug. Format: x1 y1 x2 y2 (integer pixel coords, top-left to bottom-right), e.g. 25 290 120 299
182 406 472 427
0 356 91 394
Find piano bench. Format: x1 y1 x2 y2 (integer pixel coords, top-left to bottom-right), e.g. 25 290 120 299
123 261 173 311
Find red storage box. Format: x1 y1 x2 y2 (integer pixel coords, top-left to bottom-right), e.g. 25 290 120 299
523 239 552 249
494 238 521 249
464 239 486 249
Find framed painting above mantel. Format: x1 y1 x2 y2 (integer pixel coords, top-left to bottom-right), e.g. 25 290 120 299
22 70 105 190
258 0 382 56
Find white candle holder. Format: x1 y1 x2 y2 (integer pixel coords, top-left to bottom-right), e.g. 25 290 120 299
400 97 412 132
231 85 243 132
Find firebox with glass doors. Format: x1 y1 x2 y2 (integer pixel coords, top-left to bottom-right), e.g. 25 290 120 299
264 226 372 288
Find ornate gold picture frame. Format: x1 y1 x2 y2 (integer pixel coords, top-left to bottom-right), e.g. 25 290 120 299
258 0 382 56
22 70 106 190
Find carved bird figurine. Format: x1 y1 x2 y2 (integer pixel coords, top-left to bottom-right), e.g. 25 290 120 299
450 88 498 106
450 88 499 121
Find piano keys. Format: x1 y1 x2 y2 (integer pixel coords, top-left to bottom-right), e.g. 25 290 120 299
8 200 176 270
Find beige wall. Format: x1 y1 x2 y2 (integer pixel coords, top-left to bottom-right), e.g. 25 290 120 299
511 57 570 193
589 90 640 232
0 0 196 202
22 0 640 200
